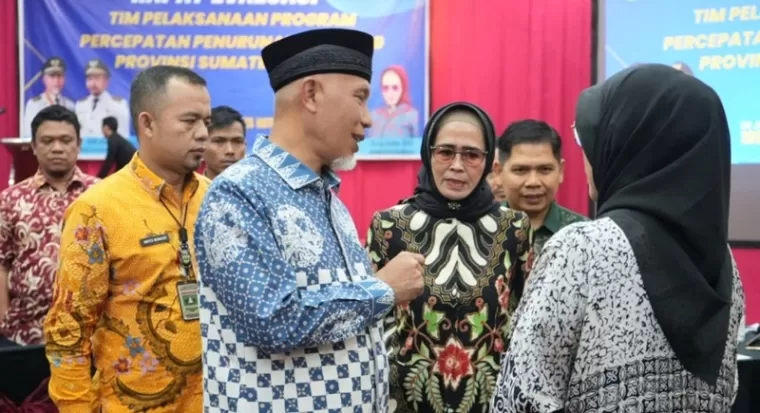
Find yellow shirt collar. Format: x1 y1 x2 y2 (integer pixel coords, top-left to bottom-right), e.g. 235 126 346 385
128 153 200 202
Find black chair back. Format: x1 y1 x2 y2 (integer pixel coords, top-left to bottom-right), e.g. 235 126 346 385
0 344 51 405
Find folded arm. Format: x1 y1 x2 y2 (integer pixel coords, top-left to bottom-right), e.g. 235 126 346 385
195 179 394 354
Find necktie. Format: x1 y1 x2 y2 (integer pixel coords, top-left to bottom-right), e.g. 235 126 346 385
54 96 60 105
93 96 99 111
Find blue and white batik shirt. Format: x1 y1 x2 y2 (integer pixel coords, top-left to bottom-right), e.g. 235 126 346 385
195 137 395 413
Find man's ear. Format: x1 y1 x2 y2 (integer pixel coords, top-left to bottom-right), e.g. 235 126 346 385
300 77 320 114
137 112 155 140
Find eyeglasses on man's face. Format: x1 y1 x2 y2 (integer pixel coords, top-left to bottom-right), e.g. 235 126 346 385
430 145 487 166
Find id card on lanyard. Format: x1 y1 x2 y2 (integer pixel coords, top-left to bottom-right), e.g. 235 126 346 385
161 198 200 322
176 227 199 321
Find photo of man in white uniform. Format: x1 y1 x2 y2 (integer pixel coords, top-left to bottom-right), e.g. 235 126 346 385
22 57 75 138
75 58 130 138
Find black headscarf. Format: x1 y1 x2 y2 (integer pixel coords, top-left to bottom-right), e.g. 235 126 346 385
409 102 500 221
575 64 732 385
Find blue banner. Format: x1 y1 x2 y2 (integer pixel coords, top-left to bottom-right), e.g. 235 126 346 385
603 0 760 165
22 0 429 160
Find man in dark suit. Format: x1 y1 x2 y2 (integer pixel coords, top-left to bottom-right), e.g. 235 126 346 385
98 116 136 178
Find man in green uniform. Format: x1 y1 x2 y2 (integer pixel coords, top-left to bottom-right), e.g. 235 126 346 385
493 119 587 254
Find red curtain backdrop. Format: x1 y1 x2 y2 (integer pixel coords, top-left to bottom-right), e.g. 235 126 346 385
735 248 760 323
1 1 758 322
0 1 17 189
339 0 592 236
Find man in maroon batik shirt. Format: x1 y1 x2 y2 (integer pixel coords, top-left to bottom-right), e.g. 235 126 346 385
0 105 99 346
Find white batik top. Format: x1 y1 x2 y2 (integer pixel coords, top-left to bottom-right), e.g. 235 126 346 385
491 218 744 413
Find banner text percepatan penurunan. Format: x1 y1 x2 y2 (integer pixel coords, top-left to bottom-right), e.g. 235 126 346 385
81 34 283 49
82 34 386 51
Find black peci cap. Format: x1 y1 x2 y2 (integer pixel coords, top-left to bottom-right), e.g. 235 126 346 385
85 58 110 76
41 57 66 75
262 28 374 92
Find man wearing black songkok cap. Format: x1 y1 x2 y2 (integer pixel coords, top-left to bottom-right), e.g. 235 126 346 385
195 29 425 413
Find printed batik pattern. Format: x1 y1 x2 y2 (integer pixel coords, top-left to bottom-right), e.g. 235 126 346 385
196 137 396 413
0 168 98 345
366 204 532 413
490 218 744 413
44 155 208 412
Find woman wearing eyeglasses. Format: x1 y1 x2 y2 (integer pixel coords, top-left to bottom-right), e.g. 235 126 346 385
368 65 421 138
366 102 533 413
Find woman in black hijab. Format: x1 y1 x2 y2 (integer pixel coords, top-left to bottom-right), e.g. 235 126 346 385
491 64 744 413
367 102 533 413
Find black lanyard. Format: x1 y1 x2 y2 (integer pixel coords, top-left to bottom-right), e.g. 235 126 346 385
159 197 193 277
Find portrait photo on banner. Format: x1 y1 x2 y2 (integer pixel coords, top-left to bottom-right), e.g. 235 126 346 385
19 0 429 161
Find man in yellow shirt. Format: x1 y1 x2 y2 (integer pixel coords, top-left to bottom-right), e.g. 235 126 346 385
44 66 212 412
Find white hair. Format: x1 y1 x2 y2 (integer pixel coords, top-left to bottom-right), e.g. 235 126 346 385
330 155 357 171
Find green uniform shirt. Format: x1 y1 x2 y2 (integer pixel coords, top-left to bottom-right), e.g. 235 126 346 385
503 202 588 255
